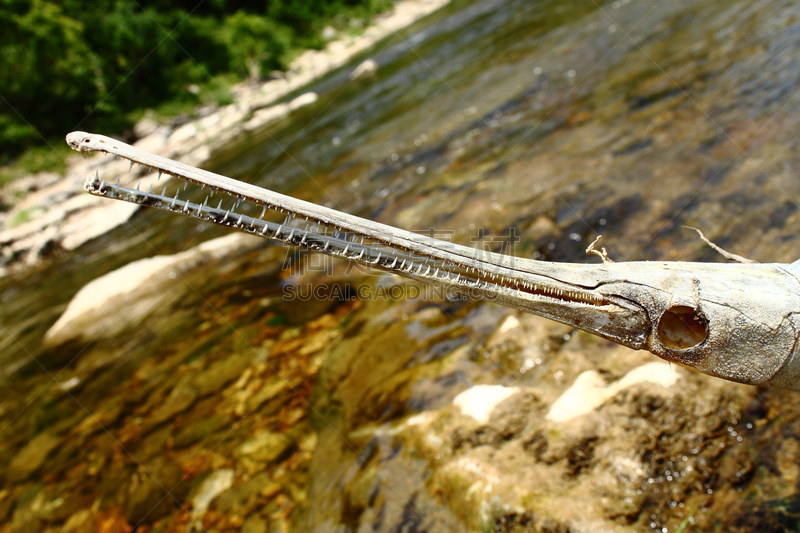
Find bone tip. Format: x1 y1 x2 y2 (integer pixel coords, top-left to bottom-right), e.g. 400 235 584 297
66 131 92 152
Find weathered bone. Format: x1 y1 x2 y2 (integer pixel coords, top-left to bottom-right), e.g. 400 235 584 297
66 131 800 391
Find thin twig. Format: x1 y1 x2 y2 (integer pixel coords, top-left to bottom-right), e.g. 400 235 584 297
586 235 614 264
683 226 757 264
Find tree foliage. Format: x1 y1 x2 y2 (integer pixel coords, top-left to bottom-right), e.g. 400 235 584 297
0 0 391 160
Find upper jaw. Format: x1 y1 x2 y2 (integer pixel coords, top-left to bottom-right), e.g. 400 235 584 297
66 131 800 390
66 130 652 349
483 263 653 349
66 131 90 151
66 131 122 154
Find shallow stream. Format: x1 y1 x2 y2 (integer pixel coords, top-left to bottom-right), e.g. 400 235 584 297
4 0 800 531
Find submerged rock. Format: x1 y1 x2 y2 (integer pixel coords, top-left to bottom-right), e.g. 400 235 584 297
193 352 253 395
190 469 235 528
349 59 378 80
213 472 279 515
5 432 61 482
452 384 521 423
547 362 679 423
124 457 185 525
242 514 269 533
43 233 261 347
381 365 725 532
150 379 199 425
6 0 800 530
237 430 294 468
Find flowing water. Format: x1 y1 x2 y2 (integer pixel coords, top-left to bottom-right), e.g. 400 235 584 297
4 0 800 531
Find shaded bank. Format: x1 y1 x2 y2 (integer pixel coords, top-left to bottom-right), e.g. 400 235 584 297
0 0 393 159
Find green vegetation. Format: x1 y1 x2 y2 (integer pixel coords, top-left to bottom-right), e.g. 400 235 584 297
0 141 70 186
0 0 393 171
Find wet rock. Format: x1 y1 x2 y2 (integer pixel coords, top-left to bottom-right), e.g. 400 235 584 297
124 457 185 525
7 484 43 533
5 432 61 482
236 430 293 474
8 483 87 525
9 0 800 531
523 215 560 243
546 362 679 423
8 510 41 533
134 427 175 466
242 377 294 416
37 491 84 522
194 353 252 396
244 92 318 132
483 312 567 376
213 472 275 514
189 469 234 527
349 59 378 80
89 505 130 533
150 377 199 426
174 414 232 448
61 509 95 532
43 233 261 346
242 514 269 533
0 489 12 523
404 369 736 531
264 518 289 533
452 384 520 423
462 392 541 447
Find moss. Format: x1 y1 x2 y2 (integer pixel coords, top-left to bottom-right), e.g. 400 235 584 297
7 206 46 228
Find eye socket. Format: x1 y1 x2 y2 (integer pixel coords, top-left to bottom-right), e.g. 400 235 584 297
83 138 89 143
657 305 708 350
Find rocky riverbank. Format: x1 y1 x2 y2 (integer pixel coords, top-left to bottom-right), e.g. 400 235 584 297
5 0 800 531
0 0 451 278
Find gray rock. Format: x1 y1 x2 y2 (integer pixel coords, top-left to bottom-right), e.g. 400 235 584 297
349 59 378 80
322 26 337 41
133 113 160 138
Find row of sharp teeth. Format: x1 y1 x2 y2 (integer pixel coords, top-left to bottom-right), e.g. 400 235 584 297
84 168 604 305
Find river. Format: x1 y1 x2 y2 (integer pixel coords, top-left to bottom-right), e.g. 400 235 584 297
2 0 800 531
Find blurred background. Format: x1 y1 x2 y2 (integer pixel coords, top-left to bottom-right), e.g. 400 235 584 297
0 0 391 175
3 0 800 531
